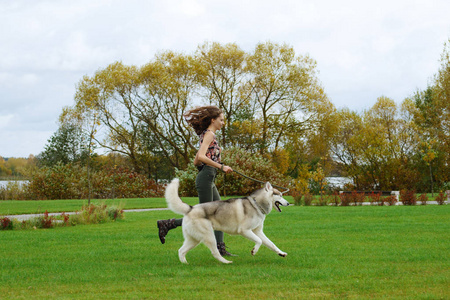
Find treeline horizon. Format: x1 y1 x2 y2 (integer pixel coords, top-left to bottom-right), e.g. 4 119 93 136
2 39 449 194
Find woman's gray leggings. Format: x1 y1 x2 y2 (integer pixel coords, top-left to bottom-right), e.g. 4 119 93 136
173 165 224 243
195 166 223 243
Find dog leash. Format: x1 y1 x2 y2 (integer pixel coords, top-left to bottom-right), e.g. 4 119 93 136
232 169 290 194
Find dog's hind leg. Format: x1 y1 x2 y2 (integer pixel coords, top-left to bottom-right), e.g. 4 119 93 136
202 232 233 264
178 236 200 264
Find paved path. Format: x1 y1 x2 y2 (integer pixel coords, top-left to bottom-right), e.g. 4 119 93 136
2 208 169 222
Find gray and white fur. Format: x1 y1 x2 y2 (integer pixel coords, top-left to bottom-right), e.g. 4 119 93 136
164 178 290 264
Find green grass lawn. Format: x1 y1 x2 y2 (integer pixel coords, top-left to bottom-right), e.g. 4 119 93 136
1 205 449 299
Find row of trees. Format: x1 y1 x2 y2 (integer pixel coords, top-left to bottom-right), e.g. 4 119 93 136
330 40 450 192
57 41 333 181
0 156 35 178
35 40 449 194
331 96 449 192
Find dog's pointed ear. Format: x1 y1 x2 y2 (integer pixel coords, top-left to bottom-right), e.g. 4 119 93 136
265 182 273 192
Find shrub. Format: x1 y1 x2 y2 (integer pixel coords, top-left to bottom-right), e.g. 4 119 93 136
60 213 70 226
317 194 329 206
25 211 55 229
339 193 351 206
369 192 383 206
25 163 76 200
23 212 53 229
303 193 313 206
106 206 125 221
350 191 366 206
71 204 108 225
175 164 199 197
39 211 54 229
99 167 164 198
219 147 290 196
23 163 164 200
176 147 289 197
331 191 340 206
6 204 124 231
385 195 398 206
70 204 124 225
291 190 303 206
435 192 446 205
439 182 450 192
400 190 417 205
418 194 428 205
0 217 13 230
0 181 27 200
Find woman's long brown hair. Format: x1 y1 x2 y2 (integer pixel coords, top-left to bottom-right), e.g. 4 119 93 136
184 106 223 135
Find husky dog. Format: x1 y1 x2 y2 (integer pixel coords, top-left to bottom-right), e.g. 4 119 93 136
164 178 290 264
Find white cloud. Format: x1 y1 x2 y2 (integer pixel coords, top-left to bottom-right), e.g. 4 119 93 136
0 114 15 130
174 0 206 17
0 129 52 158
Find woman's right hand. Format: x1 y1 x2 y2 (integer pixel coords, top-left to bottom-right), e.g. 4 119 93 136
222 165 233 174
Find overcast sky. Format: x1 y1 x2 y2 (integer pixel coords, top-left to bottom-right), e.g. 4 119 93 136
1 0 449 158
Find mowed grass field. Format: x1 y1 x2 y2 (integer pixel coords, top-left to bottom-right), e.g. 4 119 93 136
1 203 449 299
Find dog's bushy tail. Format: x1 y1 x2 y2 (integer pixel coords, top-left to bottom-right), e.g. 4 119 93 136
165 178 192 216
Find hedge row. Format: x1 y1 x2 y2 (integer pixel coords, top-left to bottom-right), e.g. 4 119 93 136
0 163 164 200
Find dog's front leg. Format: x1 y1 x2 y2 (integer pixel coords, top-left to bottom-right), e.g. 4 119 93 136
253 227 287 257
240 230 263 255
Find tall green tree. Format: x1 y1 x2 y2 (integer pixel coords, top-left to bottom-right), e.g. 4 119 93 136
430 39 450 184
411 39 450 189
69 62 143 171
246 42 329 155
329 108 364 187
138 51 199 170
196 42 250 148
37 124 89 167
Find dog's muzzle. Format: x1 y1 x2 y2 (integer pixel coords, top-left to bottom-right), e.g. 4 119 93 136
275 201 288 212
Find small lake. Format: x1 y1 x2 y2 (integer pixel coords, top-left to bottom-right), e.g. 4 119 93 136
0 180 29 188
325 177 353 189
